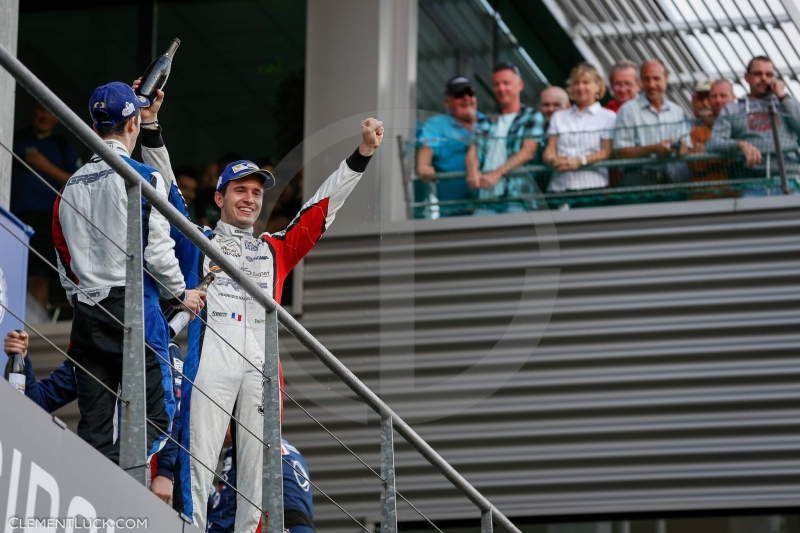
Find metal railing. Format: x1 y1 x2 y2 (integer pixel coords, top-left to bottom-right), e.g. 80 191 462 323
406 110 800 218
0 45 523 533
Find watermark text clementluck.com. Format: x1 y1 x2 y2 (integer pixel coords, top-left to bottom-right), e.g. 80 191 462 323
7 517 148 530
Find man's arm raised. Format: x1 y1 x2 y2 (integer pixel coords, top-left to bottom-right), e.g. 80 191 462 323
261 118 384 291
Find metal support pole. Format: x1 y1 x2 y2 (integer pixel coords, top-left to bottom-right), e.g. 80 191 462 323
263 308 283 533
0 0 18 209
768 99 790 194
380 415 397 533
119 181 148 487
396 135 414 220
481 509 494 533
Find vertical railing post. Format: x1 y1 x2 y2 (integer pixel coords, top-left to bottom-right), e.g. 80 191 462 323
119 181 148 486
481 509 494 533
396 135 415 220
263 307 283 533
381 415 398 533
767 98 789 194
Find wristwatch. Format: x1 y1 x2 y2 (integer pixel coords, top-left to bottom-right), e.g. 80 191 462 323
579 155 587 166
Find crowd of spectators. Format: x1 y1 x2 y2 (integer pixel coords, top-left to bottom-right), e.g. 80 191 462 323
416 54 800 215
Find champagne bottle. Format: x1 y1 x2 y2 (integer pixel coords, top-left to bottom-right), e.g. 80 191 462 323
137 38 181 100
168 272 215 337
4 330 26 394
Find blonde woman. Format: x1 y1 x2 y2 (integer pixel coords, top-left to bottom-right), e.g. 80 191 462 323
543 63 617 192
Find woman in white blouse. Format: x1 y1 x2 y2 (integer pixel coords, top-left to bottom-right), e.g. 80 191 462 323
543 63 617 192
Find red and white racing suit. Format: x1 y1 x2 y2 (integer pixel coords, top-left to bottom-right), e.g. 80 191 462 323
177 148 372 532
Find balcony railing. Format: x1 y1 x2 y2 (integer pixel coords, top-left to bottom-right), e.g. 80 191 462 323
405 112 800 219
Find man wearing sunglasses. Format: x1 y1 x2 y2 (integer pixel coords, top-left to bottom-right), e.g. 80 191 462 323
416 77 484 217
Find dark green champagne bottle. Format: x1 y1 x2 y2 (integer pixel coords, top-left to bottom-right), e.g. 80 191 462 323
137 38 181 100
4 329 25 394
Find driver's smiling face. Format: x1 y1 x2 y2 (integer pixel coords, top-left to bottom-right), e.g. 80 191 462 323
215 176 264 229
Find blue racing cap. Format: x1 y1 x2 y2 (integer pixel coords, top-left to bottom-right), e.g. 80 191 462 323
89 82 150 128
216 160 276 192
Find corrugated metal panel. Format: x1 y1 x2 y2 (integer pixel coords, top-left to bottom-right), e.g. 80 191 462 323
280 198 800 532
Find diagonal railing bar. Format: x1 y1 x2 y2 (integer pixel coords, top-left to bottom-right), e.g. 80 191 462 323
280 457 372 533
280 386 385 482
0 44 522 533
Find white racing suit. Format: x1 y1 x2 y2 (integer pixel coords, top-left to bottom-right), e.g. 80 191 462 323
172 148 372 532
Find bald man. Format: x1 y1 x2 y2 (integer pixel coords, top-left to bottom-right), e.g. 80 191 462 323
689 79 736 187
533 86 570 192
613 59 691 186
538 86 570 129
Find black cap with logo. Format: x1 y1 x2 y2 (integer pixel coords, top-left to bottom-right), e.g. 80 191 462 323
444 76 475 97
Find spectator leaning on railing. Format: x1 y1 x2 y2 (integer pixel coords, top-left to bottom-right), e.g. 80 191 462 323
707 55 800 196
416 77 485 216
542 63 616 194
613 59 692 186
466 62 544 214
687 79 736 195
605 60 641 113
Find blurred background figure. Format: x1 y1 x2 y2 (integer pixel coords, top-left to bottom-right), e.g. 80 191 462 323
613 59 691 186
543 63 616 196
195 153 240 227
708 56 800 196
174 165 199 220
11 101 81 314
538 86 570 130
466 62 544 214
605 60 641 113
688 79 736 196
533 86 569 192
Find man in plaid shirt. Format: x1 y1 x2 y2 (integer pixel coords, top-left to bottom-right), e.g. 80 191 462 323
466 62 544 214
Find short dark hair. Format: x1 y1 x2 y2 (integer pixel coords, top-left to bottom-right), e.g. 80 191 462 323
217 152 243 170
747 56 773 73
610 59 640 82
173 165 198 181
642 58 668 76
254 157 275 169
493 61 520 76
96 110 139 138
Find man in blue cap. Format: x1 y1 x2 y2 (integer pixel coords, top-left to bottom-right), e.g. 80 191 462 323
53 82 206 466
166 117 384 533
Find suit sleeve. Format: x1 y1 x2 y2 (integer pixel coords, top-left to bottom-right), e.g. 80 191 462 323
261 148 371 286
24 358 78 413
141 127 177 188
706 107 738 153
144 171 187 302
156 412 179 480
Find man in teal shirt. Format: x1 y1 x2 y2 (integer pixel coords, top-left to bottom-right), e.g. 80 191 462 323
416 77 484 217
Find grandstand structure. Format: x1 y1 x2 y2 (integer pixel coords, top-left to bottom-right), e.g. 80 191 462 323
540 0 800 105
1 1 800 533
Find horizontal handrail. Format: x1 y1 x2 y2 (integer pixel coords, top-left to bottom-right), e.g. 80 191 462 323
413 150 799 181
0 45 521 533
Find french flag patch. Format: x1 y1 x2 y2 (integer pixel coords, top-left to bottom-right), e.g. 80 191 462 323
231 313 242 321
